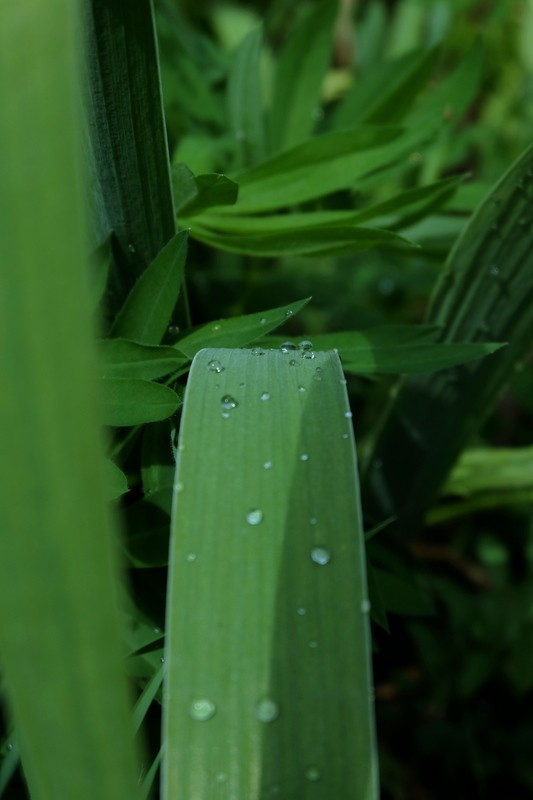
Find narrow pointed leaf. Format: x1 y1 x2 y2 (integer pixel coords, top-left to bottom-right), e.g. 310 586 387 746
341 341 504 375
111 231 188 345
269 1 336 152
0 3 141 797
175 297 310 357
227 27 266 168
173 164 238 215
362 143 533 532
163 348 378 800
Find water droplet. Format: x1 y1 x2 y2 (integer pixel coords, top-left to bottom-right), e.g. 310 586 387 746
212 323 221 332
167 324 180 336
128 243 136 253
298 385 307 393
279 341 297 353
302 351 316 360
153 627 161 634
251 347 266 356
260 391 271 401
260 317 268 325
221 395 238 411
256 697 279 723
299 453 309 462
289 359 297 366
311 547 331 565
263 460 273 470
175 481 184 493
285 309 294 318
190 698 216 721
215 772 228 784
344 411 353 418
297 607 307 616
186 552 197 562
341 433 349 439
299 340 314 351
339 377 347 385
361 599 371 613
308 640 318 649
221 412 230 419
309 517 317 526
246 509 263 526
305 766 321 782
160 656 165 663
239 382 247 389
489 264 500 277
373 458 383 470
208 359 225 374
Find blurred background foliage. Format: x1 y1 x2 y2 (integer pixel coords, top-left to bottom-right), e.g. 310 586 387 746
151 1 533 798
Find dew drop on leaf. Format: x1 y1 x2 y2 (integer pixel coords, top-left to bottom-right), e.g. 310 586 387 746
297 607 307 616
260 391 271 401
221 395 238 411
298 385 307 393
246 509 263 526
263 461 273 470
310 547 331 565
299 340 313 351
279 341 297 352
305 766 321 782
208 359 225 374
255 698 279 723
190 698 216 721
360 599 371 614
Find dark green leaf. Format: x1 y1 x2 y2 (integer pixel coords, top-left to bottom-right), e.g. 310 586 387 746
111 231 188 345
342 341 504 375
174 164 239 216
98 339 187 380
227 27 266 168
103 458 129 500
101 379 181 427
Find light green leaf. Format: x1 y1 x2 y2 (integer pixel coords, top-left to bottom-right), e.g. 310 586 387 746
444 446 533 497
163 348 378 800
173 164 239 215
101 379 181 427
0 2 142 797
269 0 337 152
103 458 129 500
175 297 310 357
111 231 188 345
341 341 504 375
227 27 266 168
188 221 417 257
98 339 187 380
227 127 431 213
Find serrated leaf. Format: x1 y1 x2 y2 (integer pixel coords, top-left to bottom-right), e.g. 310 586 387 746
111 232 188 345
162 348 378 800
98 339 187 380
269 0 337 152
174 297 310 357
227 27 266 168
101 379 180 427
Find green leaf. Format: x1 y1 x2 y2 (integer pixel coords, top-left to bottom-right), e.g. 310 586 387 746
0 2 142 797
98 339 187 380
341 341 504 375
175 297 310 357
123 488 173 568
84 0 176 273
188 221 417 257
103 458 129 500
330 47 439 130
444 446 533 497
101 379 181 427
269 1 337 152
227 127 431 213
162 348 378 800
111 231 188 345
227 27 266 168
173 164 239 215
363 143 533 533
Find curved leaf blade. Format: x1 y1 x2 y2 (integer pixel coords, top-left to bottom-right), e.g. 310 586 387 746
101 379 180 426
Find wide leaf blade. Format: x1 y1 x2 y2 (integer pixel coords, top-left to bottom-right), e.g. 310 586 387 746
163 348 378 800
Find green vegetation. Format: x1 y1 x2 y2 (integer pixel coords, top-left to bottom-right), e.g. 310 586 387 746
1 1 532 798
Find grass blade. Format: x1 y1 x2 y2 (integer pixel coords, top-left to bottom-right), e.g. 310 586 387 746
0 3 141 798
227 27 266 168
162 348 378 800
362 143 533 532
